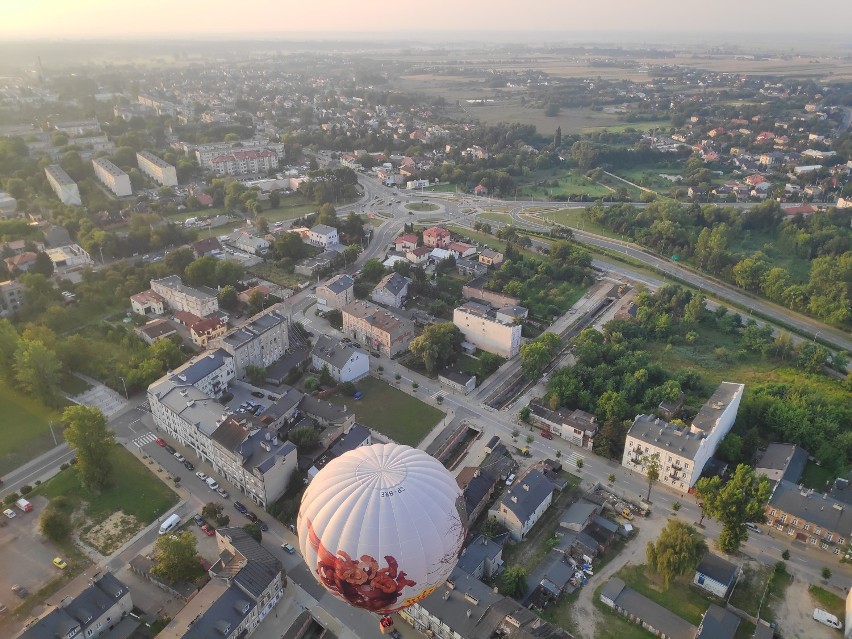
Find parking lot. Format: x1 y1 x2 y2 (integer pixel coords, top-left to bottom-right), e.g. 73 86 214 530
0 496 67 611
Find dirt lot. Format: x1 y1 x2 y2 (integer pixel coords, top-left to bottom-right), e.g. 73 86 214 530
772 578 839 639
0 496 65 612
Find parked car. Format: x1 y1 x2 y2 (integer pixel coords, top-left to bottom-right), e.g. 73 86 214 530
155 437 167 447
183 460 195 471
164 445 176 454
201 524 215 537
234 501 248 514
194 514 205 526
257 520 269 532
3 509 15 519
173 453 185 463
216 487 230 499
11 584 28 598
52 557 67 569
251 391 265 398
541 430 553 440
245 512 258 523
0 603 8 615
195 471 209 481
281 543 296 554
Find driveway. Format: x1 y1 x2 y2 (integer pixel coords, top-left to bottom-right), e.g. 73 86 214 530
772 577 839 639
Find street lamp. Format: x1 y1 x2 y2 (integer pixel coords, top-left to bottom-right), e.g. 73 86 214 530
119 376 128 400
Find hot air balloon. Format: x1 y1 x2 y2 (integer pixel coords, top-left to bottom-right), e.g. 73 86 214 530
297 443 466 619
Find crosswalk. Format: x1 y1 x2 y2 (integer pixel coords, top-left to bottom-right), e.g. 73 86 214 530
131 432 157 448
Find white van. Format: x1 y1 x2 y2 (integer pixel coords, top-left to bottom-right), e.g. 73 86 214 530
813 608 842 629
159 513 181 535
205 477 220 491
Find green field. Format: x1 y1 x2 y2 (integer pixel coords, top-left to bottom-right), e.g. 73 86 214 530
611 166 686 193
518 169 612 200
538 208 621 239
37 445 178 524
618 564 713 626
246 262 304 290
476 211 515 224
328 377 444 447
581 119 671 134
0 387 65 476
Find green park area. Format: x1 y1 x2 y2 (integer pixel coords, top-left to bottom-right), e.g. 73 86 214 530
537 208 620 239
329 376 444 447
517 169 612 200
0 386 65 476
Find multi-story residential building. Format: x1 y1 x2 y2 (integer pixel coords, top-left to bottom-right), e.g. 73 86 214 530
342 300 415 357
394 233 418 252
17 572 132 639
765 481 851 558
306 224 339 248
191 139 277 169
423 225 451 248
136 150 178 187
311 335 369 383
161 528 285 639
316 274 354 310
371 272 410 308
308 423 372 479
45 244 94 271
92 157 132 197
453 301 523 359
621 382 745 491
190 316 228 347
0 191 17 216
755 443 808 486
226 229 270 255
462 276 520 309
44 164 82 206
528 402 598 450
151 275 219 317
129 289 166 315
51 119 101 136
0 279 25 316
137 95 178 117
214 305 289 379
210 149 279 176
489 469 554 540
209 417 297 507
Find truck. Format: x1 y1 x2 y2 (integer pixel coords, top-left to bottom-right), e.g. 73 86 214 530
813 608 842 629
15 498 32 513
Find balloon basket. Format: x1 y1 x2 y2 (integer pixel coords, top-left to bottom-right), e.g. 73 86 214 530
379 616 395 634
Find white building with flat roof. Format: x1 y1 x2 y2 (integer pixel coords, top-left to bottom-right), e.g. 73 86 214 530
136 150 178 187
93 157 132 197
453 301 523 358
44 164 82 206
45 244 94 271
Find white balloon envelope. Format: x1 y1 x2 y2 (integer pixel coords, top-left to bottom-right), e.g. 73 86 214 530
298 443 466 614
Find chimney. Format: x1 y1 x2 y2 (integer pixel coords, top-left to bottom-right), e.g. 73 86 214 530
511 496 518 503
522 483 530 491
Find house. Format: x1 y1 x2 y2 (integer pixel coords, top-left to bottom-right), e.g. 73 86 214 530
622 382 744 490
130 289 166 315
454 301 522 359
0 279 25 316
18 572 134 639
294 250 336 276
135 319 178 344
306 224 339 248
236 285 271 306
214 305 289 379
316 274 354 310
755 443 808 485
456 534 503 580
438 368 476 395
422 225 451 248
456 257 488 277
456 466 500 526
600 578 698 639
159 527 285 639
4 252 38 272
560 501 601 532
448 241 477 258
696 605 741 639
190 316 228 347
342 300 415 357
528 403 599 450
192 236 223 258
371 272 410 308
406 246 432 265
311 334 369 383
765 480 852 556
693 552 739 599
489 469 554 540
227 229 270 255
394 234 419 251
479 248 504 267
308 423 372 478
173 310 203 327
430 247 453 262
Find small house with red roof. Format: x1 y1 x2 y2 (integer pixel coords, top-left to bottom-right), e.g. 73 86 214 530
423 226 451 249
395 234 419 252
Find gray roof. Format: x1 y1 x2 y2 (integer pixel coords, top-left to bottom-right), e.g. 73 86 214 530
601 577 698 638
299 395 352 424
312 423 371 473
20 573 129 639
310 223 337 236
456 535 502 575
496 469 554 524
263 386 305 420
769 480 852 536
148 379 227 436
752 621 775 639
756 443 808 484
461 469 497 518
560 501 599 529
375 271 410 296
690 382 744 433
220 307 287 348
151 275 217 300
217 527 282 597
695 552 738 586
182 582 256 639
439 367 476 386
696 604 740 639
322 273 354 294
312 334 367 369
497 305 528 318
417 566 503 637
627 414 706 461
169 348 232 385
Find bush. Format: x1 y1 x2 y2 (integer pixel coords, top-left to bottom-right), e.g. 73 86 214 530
340 382 357 397
34 480 41 486
3 493 20 506
821 567 832 580
219 392 234 404
395 373 401 381
20 485 32 495
781 549 790 560
60 462 69 471
40 508 72 542
304 377 319 391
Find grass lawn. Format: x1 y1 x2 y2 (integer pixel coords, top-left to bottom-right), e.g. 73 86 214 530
727 229 810 283
423 183 457 193
800 460 836 491
328 376 444 447
246 262 304 290
729 563 772 618
808 585 845 618
457 353 503 380
262 195 319 223
446 226 540 259
518 169 613 200
538 208 621 239
581 119 671 134
405 202 440 212
36 445 178 524
0 386 65 476
476 212 515 225
617 564 713 626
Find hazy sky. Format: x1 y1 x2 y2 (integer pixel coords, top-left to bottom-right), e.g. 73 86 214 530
3 0 852 39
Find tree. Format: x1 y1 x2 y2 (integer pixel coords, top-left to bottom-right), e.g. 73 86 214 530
247 289 267 315
500 565 528 598
256 216 269 234
554 126 562 150
642 453 661 501
544 102 561 117
14 339 62 405
361 258 386 282
319 364 334 387
62 406 116 492
218 285 238 310
184 256 218 287
408 323 463 374
646 519 707 589
31 251 54 277
520 332 560 379
40 507 72 542
214 261 243 287
151 530 199 583
201 502 223 522
821 567 832 580
694 464 771 553
289 425 320 447
480 517 501 539
245 364 266 386
165 247 195 277
243 522 263 543
0 318 19 380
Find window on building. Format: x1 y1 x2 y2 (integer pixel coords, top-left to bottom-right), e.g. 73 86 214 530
826 533 833 542
811 537 818 545
779 514 787 523
769 509 776 517
803 524 810 531
791 518 798 526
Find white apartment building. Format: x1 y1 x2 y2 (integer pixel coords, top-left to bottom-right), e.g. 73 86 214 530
342 300 415 357
45 244 94 271
150 275 219 317
191 139 273 168
311 335 369 383
44 164 82 206
93 157 132 197
306 224 339 248
51 119 101 136
209 149 279 176
130 290 166 315
622 382 745 490
0 279 25 316
214 305 289 379
226 229 270 255
453 301 523 358
136 150 178 187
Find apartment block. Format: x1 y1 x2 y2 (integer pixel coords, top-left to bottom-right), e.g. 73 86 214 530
0 279 25 316
150 275 219 317
622 382 744 490
765 481 851 558
44 164 82 206
136 150 178 187
210 149 279 176
92 157 132 197
316 274 354 310
453 301 523 358
214 305 289 379
342 300 415 357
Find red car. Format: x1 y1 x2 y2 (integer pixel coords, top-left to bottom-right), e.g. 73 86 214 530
155 437 167 447
541 430 553 440
201 524 215 537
